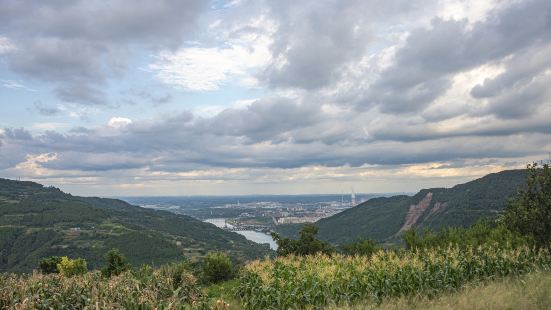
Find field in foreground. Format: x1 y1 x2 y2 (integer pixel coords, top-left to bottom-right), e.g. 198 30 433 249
236 245 550 309
1 245 550 309
328 270 551 310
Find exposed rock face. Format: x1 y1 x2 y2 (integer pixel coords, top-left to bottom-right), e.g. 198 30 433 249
399 192 433 232
429 202 447 216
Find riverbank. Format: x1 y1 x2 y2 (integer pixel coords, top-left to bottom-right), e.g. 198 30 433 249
204 218 278 250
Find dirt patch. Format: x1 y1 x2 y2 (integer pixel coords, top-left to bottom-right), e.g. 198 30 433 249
429 202 447 216
399 192 433 232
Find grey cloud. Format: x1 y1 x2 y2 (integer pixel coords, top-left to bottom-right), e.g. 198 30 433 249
0 0 207 47
484 75 551 119
0 0 207 105
262 0 419 90
129 89 173 106
471 44 551 119
32 101 62 116
56 84 107 106
42 152 150 171
201 97 324 143
2 95 551 174
364 0 551 114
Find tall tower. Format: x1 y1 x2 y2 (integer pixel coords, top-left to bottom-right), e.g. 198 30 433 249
351 188 356 207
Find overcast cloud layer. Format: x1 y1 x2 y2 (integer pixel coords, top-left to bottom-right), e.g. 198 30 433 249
1 0 550 195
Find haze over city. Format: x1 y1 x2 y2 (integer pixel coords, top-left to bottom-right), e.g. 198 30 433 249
1 0 550 196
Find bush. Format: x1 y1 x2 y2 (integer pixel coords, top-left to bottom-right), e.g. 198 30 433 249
57 256 87 277
39 256 62 274
202 252 234 283
101 248 130 277
403 219 528 250
158 261 196 288
339 238 379 256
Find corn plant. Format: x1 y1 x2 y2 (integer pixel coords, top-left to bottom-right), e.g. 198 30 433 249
235 245 551 309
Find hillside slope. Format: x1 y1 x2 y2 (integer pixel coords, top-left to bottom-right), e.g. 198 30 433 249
0 178 272 273
276 169 527 244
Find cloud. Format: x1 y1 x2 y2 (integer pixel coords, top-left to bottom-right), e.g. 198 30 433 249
150 14 273 91
2 0 551 194
33 102 63 116
2 94 550 176
0 0 207 105
359 0 551 114
261 0 424 90
108 117 133 129
1 79 37 91
0 37 16 54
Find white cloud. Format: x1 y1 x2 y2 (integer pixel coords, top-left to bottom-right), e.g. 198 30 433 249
149 15 274 91
436 0 516 25
150 42 271 91
0 37 15 54
1 80 37 91
108 117 132 128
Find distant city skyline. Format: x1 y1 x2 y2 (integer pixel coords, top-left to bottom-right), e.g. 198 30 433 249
1 0 550 196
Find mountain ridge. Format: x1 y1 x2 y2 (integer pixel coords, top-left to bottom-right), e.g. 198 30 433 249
0 178 272 273
276 169 528 244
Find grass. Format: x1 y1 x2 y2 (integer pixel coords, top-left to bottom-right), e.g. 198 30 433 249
327 271 551 309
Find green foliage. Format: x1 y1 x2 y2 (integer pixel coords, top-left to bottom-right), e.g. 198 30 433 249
403 219 529 250
39 256 62 274
272 224 333 256
339 238 379 256
202 252 234 283
503 163 551 248
0 177 272 273
236 246 551 309
57 257 87 277
101 249 130 277
276 170 527 244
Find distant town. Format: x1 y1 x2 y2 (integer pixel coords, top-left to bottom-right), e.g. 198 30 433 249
124 193 373 235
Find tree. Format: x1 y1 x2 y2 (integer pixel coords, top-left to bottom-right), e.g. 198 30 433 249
503 163 551 248
39 256 62 274
340 238 379 256
102 248 130 277
272 224 333 256
57 256 87 277
202 252 234 283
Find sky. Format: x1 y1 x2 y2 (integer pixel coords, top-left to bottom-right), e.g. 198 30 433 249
0 0 550 196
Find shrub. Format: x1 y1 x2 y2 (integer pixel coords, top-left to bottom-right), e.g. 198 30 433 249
101 248 130 277
39 256 62 274
202 252 234 283
159 261 196 288
339 238 379 256
403 219 528 250
57 256 87 277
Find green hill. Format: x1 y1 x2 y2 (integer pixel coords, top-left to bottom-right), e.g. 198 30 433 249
276 169 527 244
0 178 272 273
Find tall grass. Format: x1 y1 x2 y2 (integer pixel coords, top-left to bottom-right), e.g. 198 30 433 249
0 266 203 309
327 271 551 310
236 245 551 309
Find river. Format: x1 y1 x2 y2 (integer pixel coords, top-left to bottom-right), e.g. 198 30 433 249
204 218 278 250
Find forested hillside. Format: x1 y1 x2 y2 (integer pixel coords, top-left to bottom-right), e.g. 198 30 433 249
276 169 527 244
0 178 272 273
